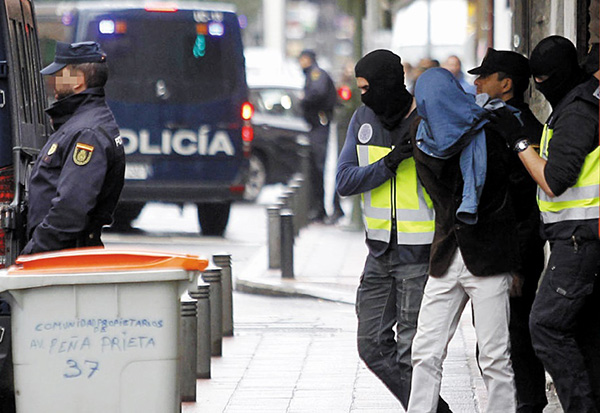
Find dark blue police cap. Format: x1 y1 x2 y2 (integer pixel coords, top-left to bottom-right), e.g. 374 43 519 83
41 41 107 75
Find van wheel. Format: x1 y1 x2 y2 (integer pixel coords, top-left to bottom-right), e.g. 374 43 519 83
244 154 267 202
110 202 145 231
197 202 231 236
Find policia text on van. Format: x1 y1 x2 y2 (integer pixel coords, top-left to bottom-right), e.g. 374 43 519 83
36 2 253 236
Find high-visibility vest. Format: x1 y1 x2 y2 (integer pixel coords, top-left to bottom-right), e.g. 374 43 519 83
357 145 435 245
537 124 600 224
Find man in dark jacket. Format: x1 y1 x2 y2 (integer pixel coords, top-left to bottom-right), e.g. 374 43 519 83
468 48 547 413
298 49 338 223
22 41 125 255
408 68 518 412
501 36 599 413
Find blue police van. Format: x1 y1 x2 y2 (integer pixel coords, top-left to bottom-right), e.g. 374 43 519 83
38 1 252 235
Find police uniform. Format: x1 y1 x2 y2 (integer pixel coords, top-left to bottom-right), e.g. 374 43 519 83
22 42 125 255
301 61 337 221
337 106 442 410
529 75 600 412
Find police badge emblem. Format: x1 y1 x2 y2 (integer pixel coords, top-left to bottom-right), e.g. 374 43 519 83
73 142 94 166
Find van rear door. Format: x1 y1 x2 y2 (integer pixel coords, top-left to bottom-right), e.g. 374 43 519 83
77 8 249 203
0 0 47 266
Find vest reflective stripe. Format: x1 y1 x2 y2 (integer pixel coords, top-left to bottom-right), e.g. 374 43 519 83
357 145 435 245
537 124 600 224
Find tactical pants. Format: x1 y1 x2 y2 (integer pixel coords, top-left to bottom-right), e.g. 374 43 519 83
529 236 600 413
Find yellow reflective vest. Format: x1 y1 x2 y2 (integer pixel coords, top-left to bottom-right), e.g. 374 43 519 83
357 144 435 245
537 124 600 224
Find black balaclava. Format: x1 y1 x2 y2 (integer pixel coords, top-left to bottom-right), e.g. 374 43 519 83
354 50 413 130
529 35 585 108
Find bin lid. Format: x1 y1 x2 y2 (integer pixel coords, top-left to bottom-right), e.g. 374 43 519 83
9 248 209 274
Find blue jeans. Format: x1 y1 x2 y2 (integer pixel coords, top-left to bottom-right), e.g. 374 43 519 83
356 251 451 412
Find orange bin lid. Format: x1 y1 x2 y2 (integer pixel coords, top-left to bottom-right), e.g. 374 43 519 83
9 248 209 274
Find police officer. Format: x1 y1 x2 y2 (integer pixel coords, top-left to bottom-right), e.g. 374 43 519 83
499 36 599 412
336 50 451 413
21 41 125 255
468 49 548 413
298 49 338 223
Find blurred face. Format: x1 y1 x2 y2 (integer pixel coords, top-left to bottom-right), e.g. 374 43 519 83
298 55 312 70
474 72 510 100
443 56 461 76
53 66 85 100
356 77 369 95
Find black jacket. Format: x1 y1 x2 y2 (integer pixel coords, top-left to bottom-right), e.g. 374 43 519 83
301 63 337 128
506 98 545 278
23 88 125 254
414 125 519 277
542 76 599 240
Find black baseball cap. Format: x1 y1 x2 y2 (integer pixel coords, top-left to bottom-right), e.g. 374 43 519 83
41 41 107 75
468 48 530 78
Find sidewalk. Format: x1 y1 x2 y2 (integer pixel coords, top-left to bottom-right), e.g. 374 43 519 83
232 218 563 413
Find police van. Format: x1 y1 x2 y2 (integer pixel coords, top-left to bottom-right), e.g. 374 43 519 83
0 0 48 406
0 0 47 269
37 1 252 235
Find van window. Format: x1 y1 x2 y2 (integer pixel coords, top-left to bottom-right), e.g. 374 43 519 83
85 12 240 104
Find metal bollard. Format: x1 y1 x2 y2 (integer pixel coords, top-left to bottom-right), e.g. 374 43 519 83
289 181 302 235
283 188 298 236
280 208 294 278
292 174 308 230
279 193 290 209
267 204 282 269
179 292 197 402
298 138 312 214
189 282 211 378
213 253 233 337
202 267 223 356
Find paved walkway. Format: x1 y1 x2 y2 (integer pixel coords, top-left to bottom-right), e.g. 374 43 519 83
186 217 563 412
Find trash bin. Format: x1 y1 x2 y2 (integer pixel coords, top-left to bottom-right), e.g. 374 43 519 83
0 248 208 413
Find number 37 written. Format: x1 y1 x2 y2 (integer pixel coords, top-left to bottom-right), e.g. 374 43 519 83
64 359 100 379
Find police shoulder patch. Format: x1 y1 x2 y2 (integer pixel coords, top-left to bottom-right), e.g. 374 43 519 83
73 142 94 166
310 69 321 81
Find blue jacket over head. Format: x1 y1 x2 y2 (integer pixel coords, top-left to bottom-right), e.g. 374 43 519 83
414 68 491 224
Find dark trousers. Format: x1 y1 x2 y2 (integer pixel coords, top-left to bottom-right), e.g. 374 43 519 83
529 236 600 413
356 252 451 412
308 124 329 220
509 289 547 412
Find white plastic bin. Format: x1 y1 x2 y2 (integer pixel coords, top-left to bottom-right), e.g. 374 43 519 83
0 249 208 413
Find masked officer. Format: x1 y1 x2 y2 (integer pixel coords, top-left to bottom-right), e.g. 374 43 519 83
336 50 451 413
21 41 125 255
468 49 548 413
298 49 339 223
499 36 599 412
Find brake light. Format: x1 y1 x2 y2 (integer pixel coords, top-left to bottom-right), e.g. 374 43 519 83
144 3 178 12
242 125 253 142
0 166 15 269
241 102 254 121
338 85 352 101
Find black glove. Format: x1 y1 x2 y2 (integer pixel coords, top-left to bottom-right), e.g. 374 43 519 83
383 139 413 172
487 107 527 149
